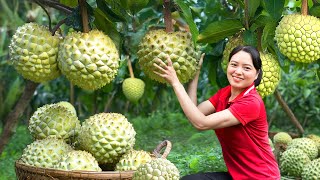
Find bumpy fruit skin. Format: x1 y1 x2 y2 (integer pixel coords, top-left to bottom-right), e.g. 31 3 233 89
55 150 102 171
122 78 145 103
56 101 77 115
133 158 180 180
9 22 61 83
287 138 318 160
256 53 281 97
280 148 311 177
301 158 320 180
28 103 80 142
115 149 152 171
58 30 119 90
307 134 320 153
275 14 320 63
20 137 73 168
273 132 292 145
221 33 245 72
78 113 136 164
137 29 200 84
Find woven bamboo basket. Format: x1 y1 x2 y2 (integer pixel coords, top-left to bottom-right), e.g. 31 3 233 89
15 140 172 180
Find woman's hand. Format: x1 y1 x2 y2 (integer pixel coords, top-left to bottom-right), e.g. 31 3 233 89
188 53 205 104
153 56 180 87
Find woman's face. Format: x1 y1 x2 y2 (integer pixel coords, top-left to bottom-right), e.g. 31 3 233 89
227 50 259 90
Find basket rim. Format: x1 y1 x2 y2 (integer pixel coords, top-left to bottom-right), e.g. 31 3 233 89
15 160 135 178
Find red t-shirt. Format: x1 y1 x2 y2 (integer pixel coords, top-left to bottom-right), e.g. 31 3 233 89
209 84 280 180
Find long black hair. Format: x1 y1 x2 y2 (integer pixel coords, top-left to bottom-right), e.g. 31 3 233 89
228 45 263 86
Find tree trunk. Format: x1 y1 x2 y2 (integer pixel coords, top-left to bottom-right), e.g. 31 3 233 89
0 80 39 154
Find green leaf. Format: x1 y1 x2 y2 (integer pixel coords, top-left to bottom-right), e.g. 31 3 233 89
310 5 320 18
303 89 311 99
263 0 285 21
96 0 127 22
59 0 78 7
197 19 244 44
174 0 199 45
0 77 23 119
243 30 257 47
93 9 121 50
261 21 277 50
248 0 261 18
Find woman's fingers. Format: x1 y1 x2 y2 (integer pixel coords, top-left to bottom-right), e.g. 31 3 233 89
166 56 173 66
153 63 167 73
199 53 205 67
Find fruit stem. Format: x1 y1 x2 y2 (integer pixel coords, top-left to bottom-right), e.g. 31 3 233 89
51 18 66 36
32 0 73 15
78 0 90 33
163 0 173 33
127 56 135 78
35 1 52 31
301 0 308 16
244 0 250 30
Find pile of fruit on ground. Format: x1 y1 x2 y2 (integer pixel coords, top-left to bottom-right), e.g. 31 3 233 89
17 101 180 179
271 132 320 179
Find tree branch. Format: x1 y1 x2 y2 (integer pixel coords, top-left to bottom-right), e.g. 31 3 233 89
273 89 304 135
31 0 73 14
0 80 39 154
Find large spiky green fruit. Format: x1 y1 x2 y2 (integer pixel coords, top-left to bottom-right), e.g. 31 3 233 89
133 158 180 180
280 148 311 177
273 132 292 145
287 138 318 160
221 32 245 72
20 137 73 168
58 30 120 90
137 29 201 84
55 150 102 171
301 158 320 180
307 134 320 153
9 22 61 83
275 14 320 63
56 101 77 115
122 78 145 103
256 52 281 97
115 149 152 171
78 113 136 165
28 102 80 142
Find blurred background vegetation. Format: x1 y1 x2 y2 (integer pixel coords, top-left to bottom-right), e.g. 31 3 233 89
0 0 320 179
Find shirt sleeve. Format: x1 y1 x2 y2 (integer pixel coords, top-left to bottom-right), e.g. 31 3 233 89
228 95 261 125
208 89 223 108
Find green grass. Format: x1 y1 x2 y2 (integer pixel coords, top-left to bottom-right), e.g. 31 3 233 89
0 111 226 179
0 125 33 180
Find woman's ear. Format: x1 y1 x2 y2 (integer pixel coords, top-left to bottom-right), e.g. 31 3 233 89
255 69 260 80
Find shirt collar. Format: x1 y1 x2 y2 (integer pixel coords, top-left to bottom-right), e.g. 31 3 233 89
223 83 255 104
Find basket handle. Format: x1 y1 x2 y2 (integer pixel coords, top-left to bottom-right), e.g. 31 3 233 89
152 140 172 158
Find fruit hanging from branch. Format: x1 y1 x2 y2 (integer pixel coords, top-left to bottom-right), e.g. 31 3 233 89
9 22 62 83
274 0 320 63
122 58 145 103
58 30 120 91
256 52 281 98
137 0 201 84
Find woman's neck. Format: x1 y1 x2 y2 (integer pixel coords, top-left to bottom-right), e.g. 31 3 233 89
229 87 245 101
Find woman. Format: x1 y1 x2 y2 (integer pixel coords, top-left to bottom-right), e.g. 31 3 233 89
153 46 280 180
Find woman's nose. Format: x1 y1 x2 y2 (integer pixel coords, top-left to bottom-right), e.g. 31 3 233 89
234 67 242 74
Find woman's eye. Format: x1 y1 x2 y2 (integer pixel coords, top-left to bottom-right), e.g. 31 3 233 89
244 67 251 71
230 63 236 67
